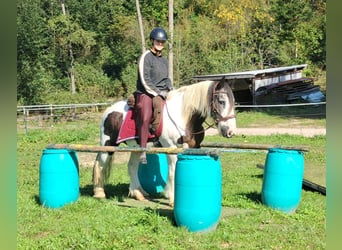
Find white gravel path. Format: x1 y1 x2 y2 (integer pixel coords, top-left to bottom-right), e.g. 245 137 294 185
206 127 326 137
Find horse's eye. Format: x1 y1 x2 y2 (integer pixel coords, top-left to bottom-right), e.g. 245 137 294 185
218 100 225 106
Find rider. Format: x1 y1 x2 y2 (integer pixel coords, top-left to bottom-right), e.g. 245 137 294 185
135 27 173 164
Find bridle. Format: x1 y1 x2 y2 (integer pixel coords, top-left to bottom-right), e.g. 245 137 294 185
192 82 236 135
211 82 236 124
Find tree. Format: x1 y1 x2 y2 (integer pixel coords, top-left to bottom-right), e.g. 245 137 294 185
168 0 174 85
60 0 76 94
47 13 97 92
17 0 326 104
136 0 146 53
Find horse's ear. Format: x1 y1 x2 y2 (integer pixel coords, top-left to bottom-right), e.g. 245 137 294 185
218 76 226 88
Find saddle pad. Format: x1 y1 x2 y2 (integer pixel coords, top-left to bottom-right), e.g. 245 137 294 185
116 108 163 144
116 109 138 144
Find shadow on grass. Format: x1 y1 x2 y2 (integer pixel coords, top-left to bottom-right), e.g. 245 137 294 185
33 195 40 205
80 183 130 200
79 183 176 223
251 173 263 179
145 207 177 226
238 191 262 204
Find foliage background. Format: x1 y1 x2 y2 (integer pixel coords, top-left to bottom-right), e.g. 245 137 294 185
17 0 326 105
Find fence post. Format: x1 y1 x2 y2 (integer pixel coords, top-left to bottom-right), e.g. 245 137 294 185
23 107 28 135
50 104 54 127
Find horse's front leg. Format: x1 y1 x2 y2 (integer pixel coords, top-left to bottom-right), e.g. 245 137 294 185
93 153 106 199
164 154 177 207
127 152 149 201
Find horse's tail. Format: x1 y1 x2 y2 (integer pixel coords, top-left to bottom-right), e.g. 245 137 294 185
102 153 114 184
98 101 126 183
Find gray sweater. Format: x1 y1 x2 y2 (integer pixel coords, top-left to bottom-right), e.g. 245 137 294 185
136 49 172 96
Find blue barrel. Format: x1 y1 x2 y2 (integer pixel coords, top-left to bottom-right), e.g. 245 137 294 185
39 149 79 208
174 154 222 233
261 148 304 213
138 154 168 195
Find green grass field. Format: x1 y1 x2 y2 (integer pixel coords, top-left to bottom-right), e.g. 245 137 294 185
17 111 326 249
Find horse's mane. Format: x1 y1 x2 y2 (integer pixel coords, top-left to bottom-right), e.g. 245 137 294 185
168 80 215 122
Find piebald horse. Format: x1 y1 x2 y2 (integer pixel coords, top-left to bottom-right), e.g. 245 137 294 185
92 78 236 207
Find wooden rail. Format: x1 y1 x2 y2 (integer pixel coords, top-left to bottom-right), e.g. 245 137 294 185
200 142 309 152
46 141 309 157
46 143 221 156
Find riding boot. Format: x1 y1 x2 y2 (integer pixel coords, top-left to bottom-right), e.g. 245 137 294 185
151 95 164 133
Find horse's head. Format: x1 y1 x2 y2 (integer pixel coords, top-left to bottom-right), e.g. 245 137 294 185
210 78 237 138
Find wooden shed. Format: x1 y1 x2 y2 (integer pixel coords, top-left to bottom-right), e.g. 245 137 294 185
192 64 310 105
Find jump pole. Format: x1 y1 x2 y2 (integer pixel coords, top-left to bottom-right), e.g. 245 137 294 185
46 143 221 156
200 142 309 152
46 142 309 155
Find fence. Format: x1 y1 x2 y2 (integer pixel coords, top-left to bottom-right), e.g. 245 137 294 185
236 102 326 117
17 102 326 135
17 103 112 135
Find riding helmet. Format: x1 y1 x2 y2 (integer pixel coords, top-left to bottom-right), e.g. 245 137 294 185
149 27 168 41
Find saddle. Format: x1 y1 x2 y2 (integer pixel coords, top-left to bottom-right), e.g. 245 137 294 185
116 94 164 144
127 93 164 134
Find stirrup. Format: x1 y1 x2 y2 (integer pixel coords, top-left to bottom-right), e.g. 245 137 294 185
149 127 156 134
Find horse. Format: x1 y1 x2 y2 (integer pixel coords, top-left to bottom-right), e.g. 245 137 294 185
92 78 236 207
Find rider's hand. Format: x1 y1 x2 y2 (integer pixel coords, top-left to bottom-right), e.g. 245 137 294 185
159 90 168 99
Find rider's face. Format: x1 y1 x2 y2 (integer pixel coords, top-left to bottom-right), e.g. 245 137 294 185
153 39 165 51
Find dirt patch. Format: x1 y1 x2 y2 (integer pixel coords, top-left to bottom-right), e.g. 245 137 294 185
77 151 130 168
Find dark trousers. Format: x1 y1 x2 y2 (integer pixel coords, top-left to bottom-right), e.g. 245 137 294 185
135 93 153 148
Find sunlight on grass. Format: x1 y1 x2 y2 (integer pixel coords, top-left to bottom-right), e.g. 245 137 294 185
235 109 326 128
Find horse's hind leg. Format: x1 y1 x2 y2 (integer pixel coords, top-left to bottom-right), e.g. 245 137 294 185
92 153 106 199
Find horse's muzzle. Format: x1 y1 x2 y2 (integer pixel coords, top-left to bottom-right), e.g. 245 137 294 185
219 125 235 138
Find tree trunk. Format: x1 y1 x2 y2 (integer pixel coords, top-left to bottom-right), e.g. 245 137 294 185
136 0 145 53
60 0 76 94
168 0 174 86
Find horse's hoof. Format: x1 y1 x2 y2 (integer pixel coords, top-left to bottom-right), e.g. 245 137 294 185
128 189 148 201
93 188 106 199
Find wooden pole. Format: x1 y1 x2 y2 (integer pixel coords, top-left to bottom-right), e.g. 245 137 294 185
200 142 309 152
46 144 221 156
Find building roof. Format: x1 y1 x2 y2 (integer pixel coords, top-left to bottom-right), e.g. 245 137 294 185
192 64 308 81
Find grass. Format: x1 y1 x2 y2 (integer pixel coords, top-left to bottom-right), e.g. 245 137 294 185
17 110 326 249
234 107 326 128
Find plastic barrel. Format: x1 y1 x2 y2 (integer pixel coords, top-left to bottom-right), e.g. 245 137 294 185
174 154 222 233
138 153 168 195
261 148 304 213
39 149 79 208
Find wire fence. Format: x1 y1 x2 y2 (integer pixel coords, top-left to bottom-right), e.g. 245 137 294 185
17 102 326 135
17 102 112 135
236 101 326 118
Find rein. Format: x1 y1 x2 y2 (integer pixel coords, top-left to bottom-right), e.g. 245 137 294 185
165 101 216 137
165 101 184 137
164 80 236 138
191 121 216 135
